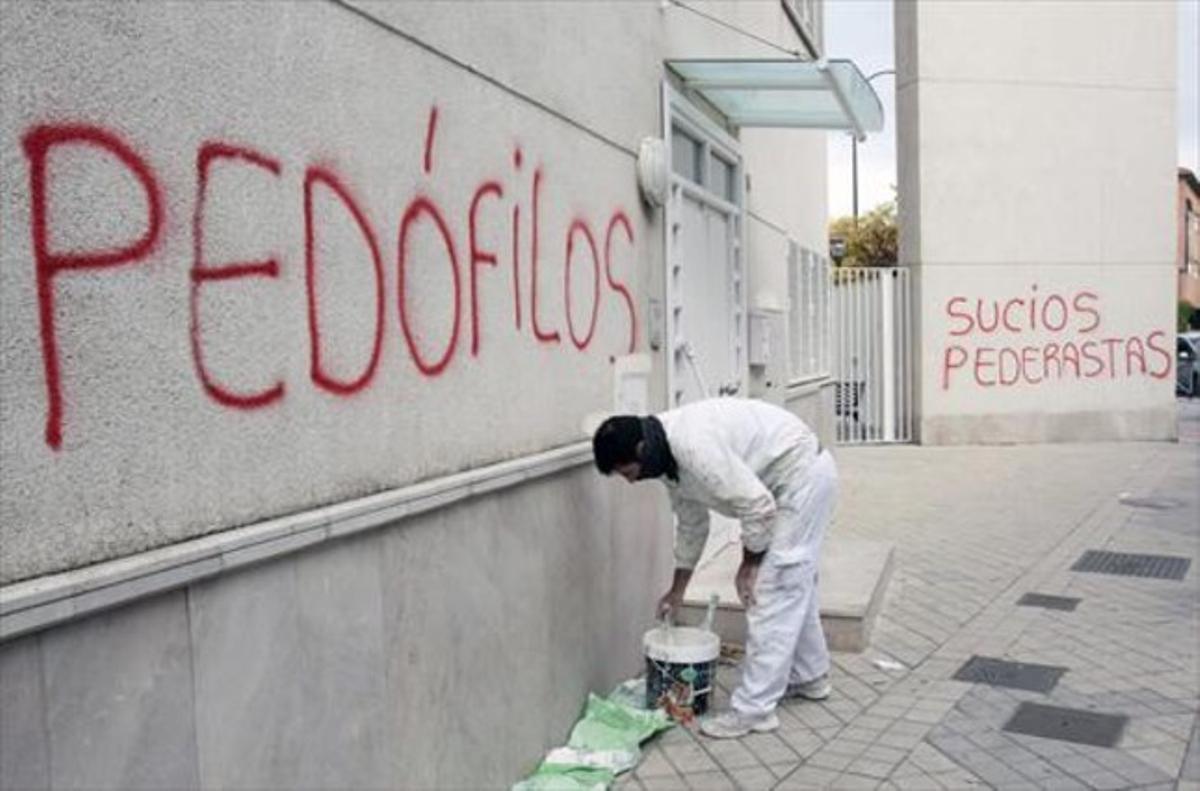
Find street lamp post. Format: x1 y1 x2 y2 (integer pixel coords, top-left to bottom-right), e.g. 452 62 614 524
852 69 895 229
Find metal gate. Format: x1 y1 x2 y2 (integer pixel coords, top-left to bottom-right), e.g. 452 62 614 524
831 267 913 444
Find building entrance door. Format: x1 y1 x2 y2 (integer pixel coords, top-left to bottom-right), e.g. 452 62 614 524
664 86 745 409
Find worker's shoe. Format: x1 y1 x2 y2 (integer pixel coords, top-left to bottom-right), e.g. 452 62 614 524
785 674 832 701
699 709 780 739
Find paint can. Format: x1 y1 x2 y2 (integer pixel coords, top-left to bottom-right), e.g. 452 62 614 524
643 623 720 719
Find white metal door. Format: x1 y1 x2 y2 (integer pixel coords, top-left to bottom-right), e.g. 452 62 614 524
664 85 746 408
832 267 913 444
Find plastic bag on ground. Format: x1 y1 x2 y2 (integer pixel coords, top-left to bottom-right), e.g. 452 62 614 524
513 687 672 791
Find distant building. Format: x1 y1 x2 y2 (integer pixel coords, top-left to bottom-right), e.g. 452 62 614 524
896 0 1178 444
1179 167 1200 317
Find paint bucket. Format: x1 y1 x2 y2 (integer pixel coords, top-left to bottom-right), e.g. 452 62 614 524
643 597 721 719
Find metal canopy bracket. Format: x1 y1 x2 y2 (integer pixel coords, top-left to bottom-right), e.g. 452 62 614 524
667 59 884 139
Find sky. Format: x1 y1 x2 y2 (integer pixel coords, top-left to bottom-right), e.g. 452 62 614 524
824 0 1200 221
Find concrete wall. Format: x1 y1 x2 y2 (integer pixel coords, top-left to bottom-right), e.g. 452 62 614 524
896 0 1178 444
0 465 667 789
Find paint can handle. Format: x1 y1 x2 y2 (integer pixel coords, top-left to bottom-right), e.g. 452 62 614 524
702 593 719 633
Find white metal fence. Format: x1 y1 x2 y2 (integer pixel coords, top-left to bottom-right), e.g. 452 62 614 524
831 267 913 444
788 244 832 381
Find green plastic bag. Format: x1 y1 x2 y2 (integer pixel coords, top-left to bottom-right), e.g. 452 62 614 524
512 762 613 791
569 694 670 753
514 690 673 790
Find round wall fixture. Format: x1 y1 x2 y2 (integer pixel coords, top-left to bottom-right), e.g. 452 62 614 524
636 137 668 208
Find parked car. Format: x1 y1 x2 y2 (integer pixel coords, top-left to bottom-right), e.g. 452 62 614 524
1179 332 1200 397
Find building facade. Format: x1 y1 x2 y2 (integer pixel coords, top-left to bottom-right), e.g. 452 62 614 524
896 0 1179 444
0 2 851 787
1178 167 1200 317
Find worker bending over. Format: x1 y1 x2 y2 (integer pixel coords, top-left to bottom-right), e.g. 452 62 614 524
592 397 838 738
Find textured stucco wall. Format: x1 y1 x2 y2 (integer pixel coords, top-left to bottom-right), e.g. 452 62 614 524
896 0 1178 444
0 1 660 582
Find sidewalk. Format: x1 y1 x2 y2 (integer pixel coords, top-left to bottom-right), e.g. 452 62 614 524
621 400 1200 791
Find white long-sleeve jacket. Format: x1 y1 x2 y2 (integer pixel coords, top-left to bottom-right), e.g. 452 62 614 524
658 398 821 569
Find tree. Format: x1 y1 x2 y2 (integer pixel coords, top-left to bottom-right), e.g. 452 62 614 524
1180 299 1200 332
828 200 898 268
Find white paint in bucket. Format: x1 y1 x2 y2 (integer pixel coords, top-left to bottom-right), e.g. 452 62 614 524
642 625 720 665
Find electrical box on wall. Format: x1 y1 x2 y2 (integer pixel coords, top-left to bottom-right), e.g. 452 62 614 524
748 310 772 367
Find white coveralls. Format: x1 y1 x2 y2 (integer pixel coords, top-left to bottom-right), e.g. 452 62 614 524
658 398 838 717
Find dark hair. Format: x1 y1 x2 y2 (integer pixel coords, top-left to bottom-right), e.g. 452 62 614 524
592 416 643 474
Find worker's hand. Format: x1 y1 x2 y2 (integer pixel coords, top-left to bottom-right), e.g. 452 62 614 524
657 590 684 621
735 560 761 608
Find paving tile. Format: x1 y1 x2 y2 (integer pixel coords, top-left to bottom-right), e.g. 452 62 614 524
925 732 974 757
806 748 857 772
829 772 883 790
1070 770 1133 790
776 728 824 758
682 771 736 790
891 771 939 790
725 765 774 791
740 732 797 765
861 744 908 766
900 708 945 724
854 715 899 732
906 744 961 775
660 727 698 746
838 727 883 745
869 703 912 719
846 758 897 779
663 741 721 774
821 737 873 758
813 726 844 741
887 720 934 738
1046 753 1108 777
1124 746 1186 778
1036 777 1090 791
929 768 988 788
876 730 925 750
638 771 690 790
774 765 841 790
765 761 801 780
640 748 683 778
1008 733 1079 758
703 740 759 772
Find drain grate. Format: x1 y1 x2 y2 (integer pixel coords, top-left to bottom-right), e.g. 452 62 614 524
951 656 1066 693
1017 593 1081 611
1071 550 1190 580
1002 702 1128 747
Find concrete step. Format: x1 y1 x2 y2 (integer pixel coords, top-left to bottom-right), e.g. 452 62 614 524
677 535 894 652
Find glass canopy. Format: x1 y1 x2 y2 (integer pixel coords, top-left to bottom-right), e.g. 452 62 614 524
667 59 884 139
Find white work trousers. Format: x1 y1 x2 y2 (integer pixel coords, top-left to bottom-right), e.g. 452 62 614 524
731 450 838 718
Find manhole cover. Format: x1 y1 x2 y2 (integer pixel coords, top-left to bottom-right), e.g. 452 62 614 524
1071 550 1190 580
951 656 1066 693
1118 495 1182 510
1002 702 1128 747
1016 592 1081 611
